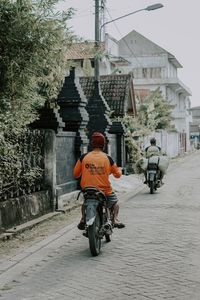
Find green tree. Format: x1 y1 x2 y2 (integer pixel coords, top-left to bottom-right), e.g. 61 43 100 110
137 88 173 131
114 88 173 169
0 0 75 195
0 0 74 129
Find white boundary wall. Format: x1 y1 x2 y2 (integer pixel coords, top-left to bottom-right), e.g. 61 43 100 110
143 130 179 158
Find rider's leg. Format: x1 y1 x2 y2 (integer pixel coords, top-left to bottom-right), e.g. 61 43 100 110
106 193 125 228
112 202 119 223
112 203 125 228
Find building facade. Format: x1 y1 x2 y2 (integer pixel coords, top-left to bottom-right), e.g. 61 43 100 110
117 30 192 151
189 106 200 148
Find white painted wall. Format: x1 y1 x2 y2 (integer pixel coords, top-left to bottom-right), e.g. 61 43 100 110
143 130 180 158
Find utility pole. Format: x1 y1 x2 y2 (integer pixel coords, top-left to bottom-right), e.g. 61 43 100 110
100 0 106 41
94 0 100 81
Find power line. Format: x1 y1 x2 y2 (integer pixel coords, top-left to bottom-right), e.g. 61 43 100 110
72 12 94 19
104 5 144 69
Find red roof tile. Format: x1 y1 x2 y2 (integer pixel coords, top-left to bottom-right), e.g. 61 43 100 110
66 42 105 60
80 74 136 117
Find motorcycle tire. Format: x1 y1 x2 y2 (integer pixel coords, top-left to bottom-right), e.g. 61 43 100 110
88 212 101 256
150 181 154 194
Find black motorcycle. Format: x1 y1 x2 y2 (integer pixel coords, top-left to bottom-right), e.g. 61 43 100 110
146 157 161 194
77 187 113 256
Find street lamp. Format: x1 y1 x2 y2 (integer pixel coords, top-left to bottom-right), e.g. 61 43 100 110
100 3 164 39
95 2 164 81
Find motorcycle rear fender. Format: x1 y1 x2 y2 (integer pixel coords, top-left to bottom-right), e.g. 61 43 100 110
84 199 99 226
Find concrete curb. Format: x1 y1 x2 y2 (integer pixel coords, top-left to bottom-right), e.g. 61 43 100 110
0 212 61 241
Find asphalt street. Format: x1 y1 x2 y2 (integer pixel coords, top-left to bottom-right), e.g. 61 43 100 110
0 153 200 299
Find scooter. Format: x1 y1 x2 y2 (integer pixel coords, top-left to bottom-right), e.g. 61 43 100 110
77 187 113 256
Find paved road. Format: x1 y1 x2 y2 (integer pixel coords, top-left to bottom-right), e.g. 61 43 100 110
1 153 200 299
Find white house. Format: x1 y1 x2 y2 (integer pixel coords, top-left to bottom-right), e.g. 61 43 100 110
117 30 192 151
189 106 200 148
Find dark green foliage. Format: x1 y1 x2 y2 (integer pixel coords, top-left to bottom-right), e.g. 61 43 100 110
0 0 75 198
0 0 74 124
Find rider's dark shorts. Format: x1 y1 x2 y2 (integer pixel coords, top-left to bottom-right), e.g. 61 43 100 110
106 192 118 208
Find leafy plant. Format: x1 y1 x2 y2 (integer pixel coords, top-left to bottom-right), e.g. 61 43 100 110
137 88 173 131
113 88 173 168
0 0 75 198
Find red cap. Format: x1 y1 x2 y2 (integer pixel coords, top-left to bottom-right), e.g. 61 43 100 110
91 132 105 149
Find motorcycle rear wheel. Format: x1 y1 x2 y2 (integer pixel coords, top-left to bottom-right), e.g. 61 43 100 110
88 212 101 256
150 181 154 194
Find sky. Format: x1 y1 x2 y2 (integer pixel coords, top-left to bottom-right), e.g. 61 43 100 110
58 0 200 107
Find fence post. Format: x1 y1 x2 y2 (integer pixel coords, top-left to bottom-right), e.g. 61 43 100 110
44 130 56 210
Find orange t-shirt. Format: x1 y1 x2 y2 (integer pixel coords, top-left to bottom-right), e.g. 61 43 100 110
73 150 122 196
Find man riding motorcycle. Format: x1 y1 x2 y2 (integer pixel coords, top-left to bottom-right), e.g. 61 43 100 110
73 132 125 230
144 137 164 185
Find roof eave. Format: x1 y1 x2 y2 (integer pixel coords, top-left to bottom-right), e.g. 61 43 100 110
168 53 182 68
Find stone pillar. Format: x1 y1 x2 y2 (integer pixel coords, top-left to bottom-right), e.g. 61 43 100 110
80 78 112 152
57 69 89 158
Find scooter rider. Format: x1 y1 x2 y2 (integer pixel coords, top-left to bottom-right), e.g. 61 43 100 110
73 132 125 230
144 137 163 185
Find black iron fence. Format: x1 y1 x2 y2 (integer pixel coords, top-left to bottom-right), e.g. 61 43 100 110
0 129 45 201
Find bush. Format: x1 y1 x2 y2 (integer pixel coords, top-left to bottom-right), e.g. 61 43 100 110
0 0 75 198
